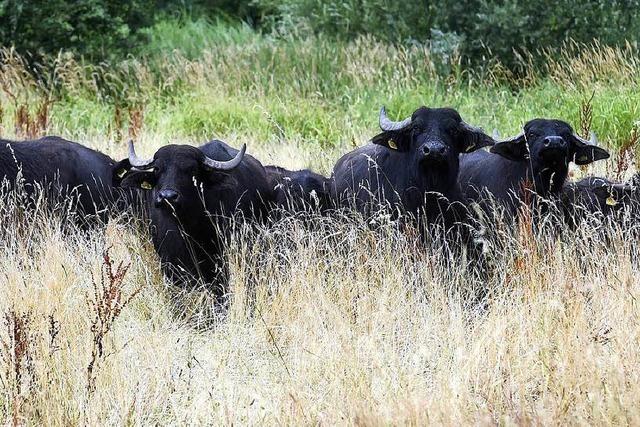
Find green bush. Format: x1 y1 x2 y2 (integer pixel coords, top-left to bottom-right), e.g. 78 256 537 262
0 0 155 60
2 0 639 73
254 0 432 42
156 0 260 23
457 0 640 70
251 0 640 71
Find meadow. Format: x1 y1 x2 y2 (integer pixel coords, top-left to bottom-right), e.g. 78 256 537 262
1 18 640 424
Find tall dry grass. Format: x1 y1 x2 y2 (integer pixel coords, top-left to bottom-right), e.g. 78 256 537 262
0 32 640 424
0 141 639 424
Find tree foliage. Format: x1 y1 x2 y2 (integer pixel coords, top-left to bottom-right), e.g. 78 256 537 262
1 0 639 71
252 0 640 68
0 0 154 60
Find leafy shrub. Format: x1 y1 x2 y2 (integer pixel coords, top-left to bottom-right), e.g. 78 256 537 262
254 0 432 42
458 0 640 70
251 0 640 71
0 0 155 60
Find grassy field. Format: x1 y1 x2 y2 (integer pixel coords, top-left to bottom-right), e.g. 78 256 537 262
1 18 640 424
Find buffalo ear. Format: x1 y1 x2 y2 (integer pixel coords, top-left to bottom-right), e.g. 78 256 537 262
112 159 133 186
592 185 615 203
592 183 634 207
120 169 156 190
371 130 410 152
573 142 610 165
460 129 495 153
490 135 528 161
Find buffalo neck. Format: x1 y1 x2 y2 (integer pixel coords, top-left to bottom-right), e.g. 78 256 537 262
531 163 568 198
510 159 568 199
0 146 20 175
415 162 460 199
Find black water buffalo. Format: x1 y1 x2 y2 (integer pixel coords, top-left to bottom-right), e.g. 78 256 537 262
0 135 122 224
561 174 640 226
265 165 331 212
459 119 610 219
331 106 495 233
116 140 272 296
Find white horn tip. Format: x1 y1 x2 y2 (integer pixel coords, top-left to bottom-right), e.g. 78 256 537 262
492 129 500 139
589 131 598 145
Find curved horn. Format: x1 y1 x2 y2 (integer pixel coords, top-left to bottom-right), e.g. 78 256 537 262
128 140 154 168
573 131 598 146
379 106 412 132
203 143 246 171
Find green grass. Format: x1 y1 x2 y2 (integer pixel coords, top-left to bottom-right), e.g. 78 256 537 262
1 17 639 156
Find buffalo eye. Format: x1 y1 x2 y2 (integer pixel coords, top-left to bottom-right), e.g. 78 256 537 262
140 181 154 190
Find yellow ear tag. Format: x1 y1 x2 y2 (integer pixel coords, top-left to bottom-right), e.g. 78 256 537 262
465 143 476 152
116 169 127 178
578 155 588 163
388 139 398 150
140 181 153 190
606 196 618 206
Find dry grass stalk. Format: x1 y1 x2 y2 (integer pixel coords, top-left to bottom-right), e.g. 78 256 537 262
85 247 139 394
579 91 595 139
110 105 124 143
1 310 36 427
614 124 638 181
127 106 144 141
14 98 51 139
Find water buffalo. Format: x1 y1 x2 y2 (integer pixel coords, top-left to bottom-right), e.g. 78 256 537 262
561 174 640 227
116 140 272 296
0 135 122 225
459 119 610 219
331 106 495 233
265 165 331 213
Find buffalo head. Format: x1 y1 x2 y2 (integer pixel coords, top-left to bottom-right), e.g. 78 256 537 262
491 119 609 169
373 106 495 179
116 141 245 214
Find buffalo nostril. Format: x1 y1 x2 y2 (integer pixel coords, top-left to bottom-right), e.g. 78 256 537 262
543 137 551 146
158 189 180 205
423 144 448 158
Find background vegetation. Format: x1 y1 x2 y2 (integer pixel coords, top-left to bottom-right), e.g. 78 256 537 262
0 2 639 425
2 0 639 68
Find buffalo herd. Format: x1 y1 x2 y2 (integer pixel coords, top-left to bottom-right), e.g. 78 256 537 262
1 105 637 297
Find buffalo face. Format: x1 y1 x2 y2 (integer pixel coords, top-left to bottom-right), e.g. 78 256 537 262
491 119 610 170
116 142 245 216
372 106 495 187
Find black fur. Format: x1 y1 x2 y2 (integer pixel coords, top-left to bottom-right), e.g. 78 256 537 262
459 119 610 218
560 174 640 227
265 165 331 213
331 106 494 231
0 135 123 224
116 140 272 296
